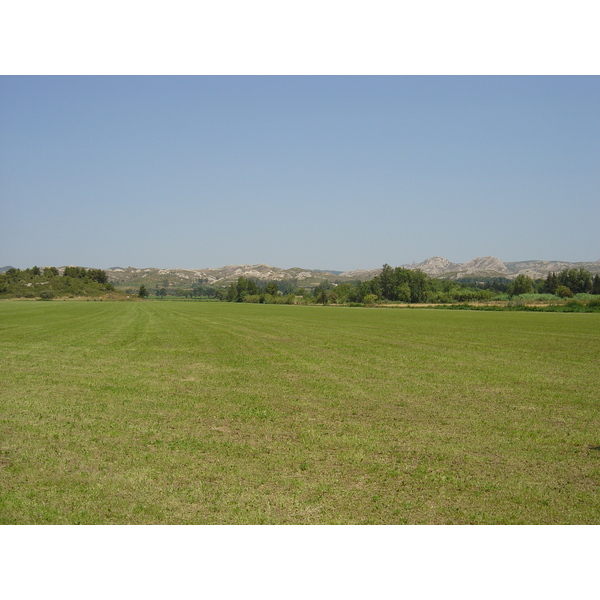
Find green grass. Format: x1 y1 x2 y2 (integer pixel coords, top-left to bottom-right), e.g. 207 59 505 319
1 301 599 524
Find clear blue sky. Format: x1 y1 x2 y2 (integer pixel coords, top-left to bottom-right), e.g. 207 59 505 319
1 76 599 271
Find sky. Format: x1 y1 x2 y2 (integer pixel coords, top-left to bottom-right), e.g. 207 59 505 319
1 75 599 271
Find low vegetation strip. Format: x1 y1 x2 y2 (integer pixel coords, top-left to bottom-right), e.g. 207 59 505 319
1 301 599 524
433 299 600 313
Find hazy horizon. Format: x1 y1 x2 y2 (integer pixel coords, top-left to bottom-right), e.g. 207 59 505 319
2 253 600 274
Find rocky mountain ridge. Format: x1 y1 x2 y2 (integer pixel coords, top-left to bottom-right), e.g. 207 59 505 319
102 257 600 290
106 264 344 290
407 256 600 279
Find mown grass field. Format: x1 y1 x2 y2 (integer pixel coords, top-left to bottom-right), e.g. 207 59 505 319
1 300 599 524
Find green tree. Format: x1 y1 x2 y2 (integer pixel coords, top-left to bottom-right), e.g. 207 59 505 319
64 266 87 279
236 277 249 302
316 289 328 304
138 284 149 298
265 282 278 296
544 272 559 294
43 266 59 278
225 282 237 302
397 283 411 303
88 269 109 284
508 274 534 296
335 283 352 303
557 268 592 294
215 288 229 301
379 264 395 300
408 269 428 303
247 279 260 296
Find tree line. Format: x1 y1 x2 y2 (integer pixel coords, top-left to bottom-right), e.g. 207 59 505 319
0 266 117 299
214 265 600 305
8 263 596 304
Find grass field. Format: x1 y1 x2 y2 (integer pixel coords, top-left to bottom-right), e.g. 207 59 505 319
1 300 599 524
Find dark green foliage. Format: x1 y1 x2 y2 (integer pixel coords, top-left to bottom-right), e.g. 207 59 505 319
225 282 237 302
87 269 109 284
281 266 532 305
138 285 149 299
332 282 353 303
455 276 512 293
190 283 218 298
43 266 59 278
353 265 599 306
543 268 593 294
0 266 116 299
358 265 494 304
544 272 559 294
364 266 430 303
312 280 335 299
277 279 299 295
219 277 274 302
233 276 261 301
508 274 534 296
63 266 87 279
541 269 597 295
264 282 279 296
315 289 330 304
555 285 573 298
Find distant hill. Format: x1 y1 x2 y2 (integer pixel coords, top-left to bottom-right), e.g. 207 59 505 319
104 257 600 291
405 256 600 280
106 264 354 291
0 266 16 273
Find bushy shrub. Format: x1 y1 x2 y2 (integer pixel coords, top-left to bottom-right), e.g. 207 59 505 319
556 286 573 298
565 299 583 307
